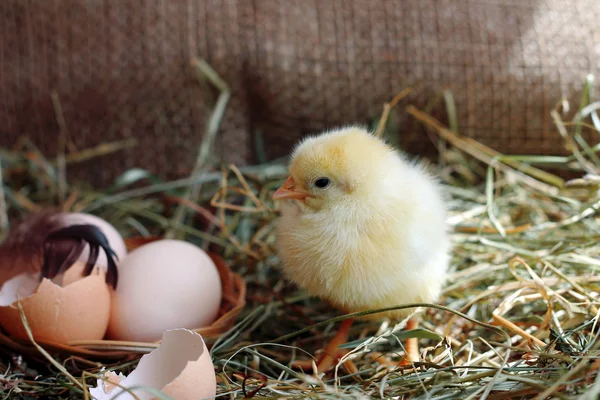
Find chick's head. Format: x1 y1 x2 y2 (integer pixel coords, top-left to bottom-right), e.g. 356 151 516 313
272 126 395 212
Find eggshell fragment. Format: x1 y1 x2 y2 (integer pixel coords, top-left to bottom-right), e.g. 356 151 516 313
0 273 39 306
107 239 222 342
90 329 216 400
60 212 127 267
0 261 111 344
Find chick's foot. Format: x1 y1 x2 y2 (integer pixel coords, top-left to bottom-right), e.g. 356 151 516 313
290 318 355 374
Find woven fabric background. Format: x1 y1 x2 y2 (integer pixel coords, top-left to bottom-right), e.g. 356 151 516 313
1 0 599 186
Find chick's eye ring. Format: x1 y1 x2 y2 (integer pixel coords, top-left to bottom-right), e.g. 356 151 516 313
314 177 331 188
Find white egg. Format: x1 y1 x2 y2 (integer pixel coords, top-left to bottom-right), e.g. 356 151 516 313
60 212 127 267
106 239 223 342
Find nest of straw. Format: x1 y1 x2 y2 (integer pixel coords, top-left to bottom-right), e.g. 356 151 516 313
0 237 246 362
2 63 600 399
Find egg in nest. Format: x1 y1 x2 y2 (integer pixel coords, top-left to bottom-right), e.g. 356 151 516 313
107 239 223 342
0 212 123 344
0 261 111 344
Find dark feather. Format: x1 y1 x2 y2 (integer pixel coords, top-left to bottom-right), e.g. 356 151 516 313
0 211 119 288
42 224 119 288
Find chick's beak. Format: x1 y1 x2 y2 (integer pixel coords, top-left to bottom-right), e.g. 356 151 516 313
272 176 310 201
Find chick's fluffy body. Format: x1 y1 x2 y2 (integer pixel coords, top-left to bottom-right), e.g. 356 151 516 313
275 127 450 320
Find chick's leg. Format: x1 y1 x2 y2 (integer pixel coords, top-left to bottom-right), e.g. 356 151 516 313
315 318 355 373
405 318 420 362
397 318 420 366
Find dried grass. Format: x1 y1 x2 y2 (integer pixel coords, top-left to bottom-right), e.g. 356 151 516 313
1 69 600 399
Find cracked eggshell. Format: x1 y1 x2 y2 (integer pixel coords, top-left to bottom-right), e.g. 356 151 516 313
60 212 127 267
90 329 216 400
0 261 111 344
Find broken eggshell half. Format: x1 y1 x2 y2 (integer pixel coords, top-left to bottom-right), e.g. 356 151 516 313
90 329 216 400
0 261 111 345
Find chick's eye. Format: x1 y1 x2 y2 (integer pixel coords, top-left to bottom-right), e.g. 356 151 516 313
314 177 331 188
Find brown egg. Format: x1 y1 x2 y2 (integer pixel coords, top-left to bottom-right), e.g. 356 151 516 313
0 261 111 344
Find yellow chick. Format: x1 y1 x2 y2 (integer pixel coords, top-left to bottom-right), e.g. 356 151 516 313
272 126 451 367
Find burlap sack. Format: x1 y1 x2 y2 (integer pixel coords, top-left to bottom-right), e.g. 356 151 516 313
1 0 599 186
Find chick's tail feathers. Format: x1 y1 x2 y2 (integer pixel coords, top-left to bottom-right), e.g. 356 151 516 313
0 211 119 288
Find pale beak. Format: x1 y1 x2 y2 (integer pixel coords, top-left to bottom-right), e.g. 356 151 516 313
272 176 310 201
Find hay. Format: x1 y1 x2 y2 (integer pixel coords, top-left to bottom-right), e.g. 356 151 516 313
2 78 600 399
